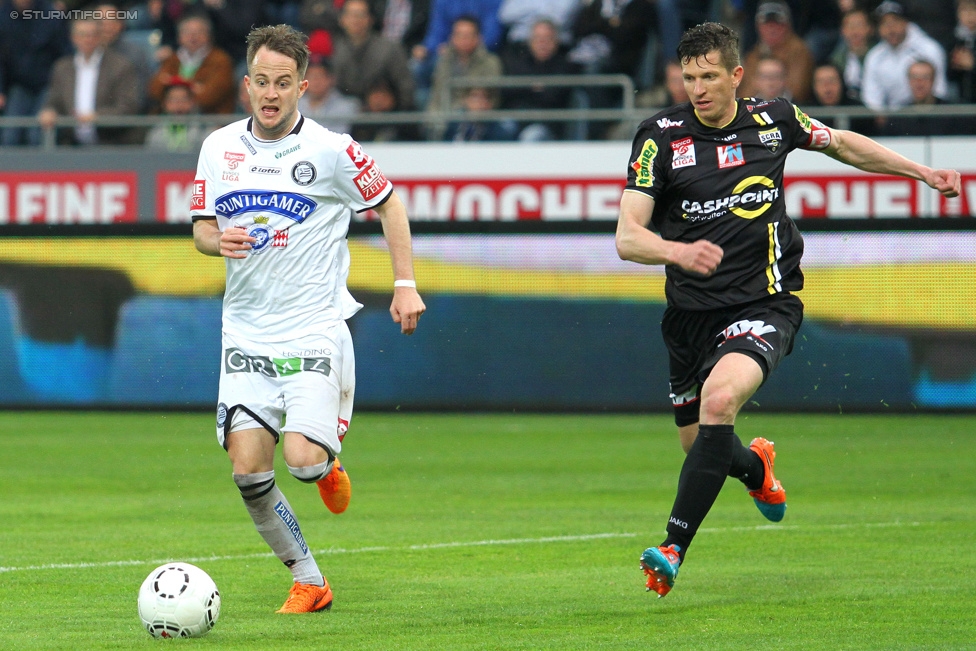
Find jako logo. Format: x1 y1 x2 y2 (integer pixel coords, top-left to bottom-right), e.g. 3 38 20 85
669 517 689 529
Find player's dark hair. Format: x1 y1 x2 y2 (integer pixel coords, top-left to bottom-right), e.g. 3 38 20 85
246 24 311 79
677 22 740 72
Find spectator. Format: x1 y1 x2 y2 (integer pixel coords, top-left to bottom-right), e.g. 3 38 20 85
378 0 431 55
299 0 342 35
861 1 948 110
829 8 876 103
569 0 656 81
740 2 815 103
663 59 690 105
751 55 790 100
128 0 179 55
198 0 266 66
298 56 361 134
443 87 515 141
809 62 876 134
0 0 71 146
901 0 959 53
96 2 152 111
352 78 422 141
428 15 503 112
144 79 212 151
332 0 416 108
501 18 579 141
38 19 141 145
881 59 967 134
422 0 503 54
148 13 237 114
949 0 976 102
497 0 580 56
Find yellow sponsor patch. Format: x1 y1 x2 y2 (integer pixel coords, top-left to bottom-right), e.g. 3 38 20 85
793 105 813 133
631 138 658 187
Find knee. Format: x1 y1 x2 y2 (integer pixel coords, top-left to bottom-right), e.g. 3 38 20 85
286 457 335 483
699 388 739 423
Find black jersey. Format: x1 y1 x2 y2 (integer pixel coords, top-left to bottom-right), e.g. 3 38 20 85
625 97 831 311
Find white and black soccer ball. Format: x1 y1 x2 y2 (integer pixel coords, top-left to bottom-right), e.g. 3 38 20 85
137 562 221 639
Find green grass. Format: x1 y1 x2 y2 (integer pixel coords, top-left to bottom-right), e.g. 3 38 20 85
1 412 974 650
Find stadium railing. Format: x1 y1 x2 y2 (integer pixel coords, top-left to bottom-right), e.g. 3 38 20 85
1 99 975 148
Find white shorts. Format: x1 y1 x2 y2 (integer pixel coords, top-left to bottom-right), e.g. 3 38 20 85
215 321 355 456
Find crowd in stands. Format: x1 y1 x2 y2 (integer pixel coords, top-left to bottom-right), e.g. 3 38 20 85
0 0 974 147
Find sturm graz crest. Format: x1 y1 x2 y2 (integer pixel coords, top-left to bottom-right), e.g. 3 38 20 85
291 161 317 186
246 223 273 254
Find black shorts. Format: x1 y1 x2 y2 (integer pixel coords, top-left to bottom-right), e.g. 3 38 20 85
662 293 804 427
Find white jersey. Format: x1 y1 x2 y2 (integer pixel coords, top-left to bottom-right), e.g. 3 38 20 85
190 115 393 342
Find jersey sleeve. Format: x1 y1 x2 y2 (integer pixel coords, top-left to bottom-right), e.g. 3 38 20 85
332 137 394 212
190 135 218 221
624 124 667 199
786 100 831 151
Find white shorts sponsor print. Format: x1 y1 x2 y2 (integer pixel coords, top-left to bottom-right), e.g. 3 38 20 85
216 321 355 455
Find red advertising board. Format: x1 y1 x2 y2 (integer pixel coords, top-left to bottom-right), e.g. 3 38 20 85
158 173 976 222
0 171 138 224
156 170 195 223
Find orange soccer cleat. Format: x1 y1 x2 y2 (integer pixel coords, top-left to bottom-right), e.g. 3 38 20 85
316 459 351 514
748 437 787 522
276 578 334 614
640 544 681 598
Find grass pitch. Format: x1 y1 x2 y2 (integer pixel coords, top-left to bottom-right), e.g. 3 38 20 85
0 412 974 650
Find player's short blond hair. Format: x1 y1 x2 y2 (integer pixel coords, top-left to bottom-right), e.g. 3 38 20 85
246 24 310 79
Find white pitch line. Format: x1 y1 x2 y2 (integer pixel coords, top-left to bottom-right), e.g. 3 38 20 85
0 522 934 574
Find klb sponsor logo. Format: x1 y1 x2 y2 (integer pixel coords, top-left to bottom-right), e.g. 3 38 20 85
215 189 317 223
354 162 388 201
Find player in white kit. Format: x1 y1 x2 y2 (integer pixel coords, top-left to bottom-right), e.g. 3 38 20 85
191 24 426 614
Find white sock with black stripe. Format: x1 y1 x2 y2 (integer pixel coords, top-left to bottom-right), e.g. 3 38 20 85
233 471 324 586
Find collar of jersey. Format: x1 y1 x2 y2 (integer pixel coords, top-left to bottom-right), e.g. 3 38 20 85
694 100 739 130
245 114 305 145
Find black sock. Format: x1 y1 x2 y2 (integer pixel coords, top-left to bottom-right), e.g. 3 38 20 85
661 424 735 561
728 434 764 491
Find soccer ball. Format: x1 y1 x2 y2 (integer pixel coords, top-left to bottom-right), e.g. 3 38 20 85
137 562 221 638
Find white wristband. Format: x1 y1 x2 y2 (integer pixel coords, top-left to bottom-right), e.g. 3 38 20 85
394 279 417 288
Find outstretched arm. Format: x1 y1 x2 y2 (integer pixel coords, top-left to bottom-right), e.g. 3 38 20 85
375 190 426 335
822 129 961 197
616 190 724 275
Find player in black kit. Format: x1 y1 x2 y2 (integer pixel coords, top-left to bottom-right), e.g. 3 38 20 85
616 22 961 597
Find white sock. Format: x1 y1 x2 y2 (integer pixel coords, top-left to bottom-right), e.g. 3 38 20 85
234 471 324 586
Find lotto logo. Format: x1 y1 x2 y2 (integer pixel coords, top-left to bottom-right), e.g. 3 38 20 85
190 180 206 210
272 229 288 247
345 141 371 170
